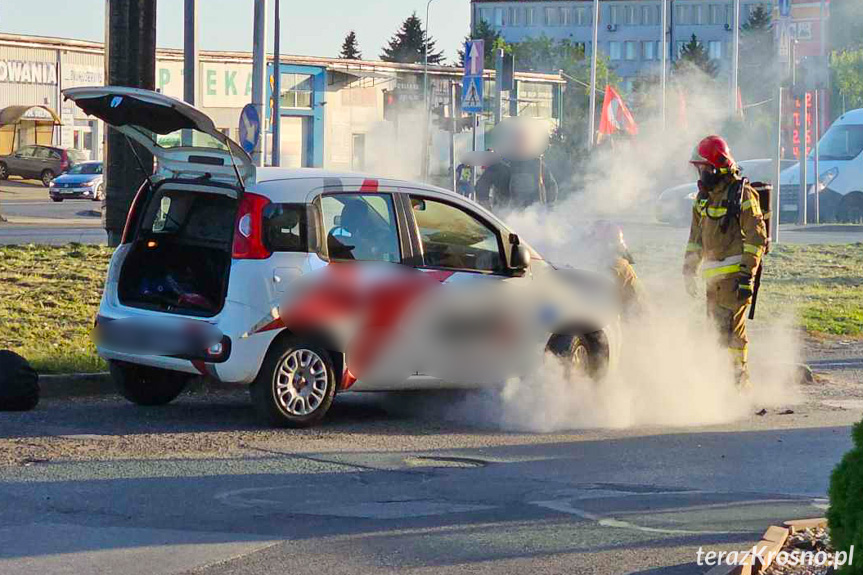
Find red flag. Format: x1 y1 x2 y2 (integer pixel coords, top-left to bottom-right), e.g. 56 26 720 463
598 85 638 137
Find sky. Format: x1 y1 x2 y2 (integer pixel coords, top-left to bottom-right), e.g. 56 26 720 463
0 0 471 62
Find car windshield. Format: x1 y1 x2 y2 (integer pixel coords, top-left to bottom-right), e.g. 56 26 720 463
66 163 102 175
810 124 863 161
151 129 228 151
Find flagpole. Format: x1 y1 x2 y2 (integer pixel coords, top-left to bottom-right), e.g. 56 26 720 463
587 0 600 150
660 0 667 130
730 0 740 116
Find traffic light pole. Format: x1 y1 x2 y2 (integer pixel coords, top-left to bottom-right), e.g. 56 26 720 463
799 91 808 226
251 0 268 168
450 81 457 192
494 49 504 125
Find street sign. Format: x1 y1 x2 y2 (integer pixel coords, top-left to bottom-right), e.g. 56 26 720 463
239 103 260 155
778 0 791 18
462 40 484 114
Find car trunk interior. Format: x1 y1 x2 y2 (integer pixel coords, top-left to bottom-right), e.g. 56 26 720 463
118 183 239 317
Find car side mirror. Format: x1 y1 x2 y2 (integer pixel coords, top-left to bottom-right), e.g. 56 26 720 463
509 234 531 274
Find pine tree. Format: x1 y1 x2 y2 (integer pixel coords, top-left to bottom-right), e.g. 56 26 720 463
741 5 771 33
457 20 502 68
380 13 444 64
340 31 362 60
674 34 718 78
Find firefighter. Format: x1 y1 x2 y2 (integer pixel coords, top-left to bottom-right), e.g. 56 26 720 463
475 118 559 211
589 221 644 319
683 135 768 390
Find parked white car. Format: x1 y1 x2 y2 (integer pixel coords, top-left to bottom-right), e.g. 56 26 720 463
780 108 863 222
65 86 620 428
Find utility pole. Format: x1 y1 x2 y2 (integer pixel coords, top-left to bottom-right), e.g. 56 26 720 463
799 91 808 226
104 0 157 247
182 0 198 148
772 86 782 243
422 0 436 182
251 0 268 167
450 81 457 192
272 0 281 167
494 48 504 124
660 0 668 129
814 89 820 223
587 0 600 149
730 0 740 116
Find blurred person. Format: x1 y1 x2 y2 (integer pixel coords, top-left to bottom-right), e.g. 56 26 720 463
455 163 475 199
476 118 558 211
683 135 768 391
588 220 644 319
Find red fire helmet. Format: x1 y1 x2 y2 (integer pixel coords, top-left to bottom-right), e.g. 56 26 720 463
690 135 736 173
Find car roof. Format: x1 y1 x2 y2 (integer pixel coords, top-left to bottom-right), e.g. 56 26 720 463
833 109 863 125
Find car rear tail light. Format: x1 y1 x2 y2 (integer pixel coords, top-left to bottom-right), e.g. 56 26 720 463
232 192 272 260
60 151 69 172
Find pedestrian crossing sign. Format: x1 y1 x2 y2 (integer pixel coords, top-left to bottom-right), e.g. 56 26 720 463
462 76 483 114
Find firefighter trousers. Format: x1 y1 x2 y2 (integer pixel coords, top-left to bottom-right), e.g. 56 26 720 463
706 278 751 388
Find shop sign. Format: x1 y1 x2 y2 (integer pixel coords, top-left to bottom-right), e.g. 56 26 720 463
0 60 58 85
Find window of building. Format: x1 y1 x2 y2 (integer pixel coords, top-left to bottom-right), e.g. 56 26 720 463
609 41 622 60
576 7 588 25
518 7 527 26
625 41 637 60
708 41 723 60
494 8 504 26
509 7 518 26
545 6 559 26
675 4 689 25
642 5 653 25
610 5 621 25
643 40 656 60
676 41 686 57
526 7 536 26
480 8 492 24
620 78 634 94
709 5 722 25
561 7 572 26
626 5 638 25
280 73 313 108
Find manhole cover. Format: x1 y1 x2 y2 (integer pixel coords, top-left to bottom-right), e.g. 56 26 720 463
403 456 487 469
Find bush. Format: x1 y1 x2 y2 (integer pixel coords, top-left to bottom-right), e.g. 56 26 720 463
828 419 863 573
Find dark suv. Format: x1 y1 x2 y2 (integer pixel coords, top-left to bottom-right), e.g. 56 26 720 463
0 145 87 187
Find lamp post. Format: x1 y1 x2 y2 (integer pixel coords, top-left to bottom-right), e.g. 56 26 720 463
422 0 436 181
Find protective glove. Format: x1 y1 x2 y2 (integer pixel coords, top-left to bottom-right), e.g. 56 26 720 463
736 275 754 301
684 275 698 298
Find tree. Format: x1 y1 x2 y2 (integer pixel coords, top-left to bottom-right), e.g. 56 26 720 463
380 13 444 65
831 50 863 112
339 31 362 60
739 6 776 109
457 20 502 69
673 34 718 78
830 0 863 52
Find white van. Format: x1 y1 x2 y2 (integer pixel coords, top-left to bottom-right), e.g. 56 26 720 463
64 86 620 428
780 108 863 222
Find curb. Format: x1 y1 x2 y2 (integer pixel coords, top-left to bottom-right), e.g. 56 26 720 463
38 372 239 399
704 517 827 575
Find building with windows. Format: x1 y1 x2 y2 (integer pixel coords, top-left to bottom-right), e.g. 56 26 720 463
471 0 773 93
0 33 562 179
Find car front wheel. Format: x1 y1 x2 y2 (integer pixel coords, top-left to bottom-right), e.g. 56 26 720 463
92 184 104 201
838 192 863 223
251 337 337 428
0 162 8 180
547 331 610 382
109 361 192 406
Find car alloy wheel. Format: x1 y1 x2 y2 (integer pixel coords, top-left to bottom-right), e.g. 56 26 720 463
274 348 329 416
0 162 8 179
41 170 55 188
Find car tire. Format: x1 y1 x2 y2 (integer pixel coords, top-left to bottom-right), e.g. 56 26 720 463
109 361 191 406
92 184 104 201
40 169 55 188
51 197 63 202
251 337 337 428
838 192 863 223
0 162 8 180
547 331 610 382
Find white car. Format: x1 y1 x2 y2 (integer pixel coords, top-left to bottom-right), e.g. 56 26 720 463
780 108 863 222
65 86 620 428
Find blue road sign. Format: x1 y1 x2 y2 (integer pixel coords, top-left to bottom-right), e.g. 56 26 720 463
239 103 261 155
462 40 485 114
778 0 791 18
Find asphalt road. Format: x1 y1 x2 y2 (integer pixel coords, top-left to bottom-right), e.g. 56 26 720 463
1 359 861 575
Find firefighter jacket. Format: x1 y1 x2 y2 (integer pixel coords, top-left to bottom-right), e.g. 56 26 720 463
683 175 768 288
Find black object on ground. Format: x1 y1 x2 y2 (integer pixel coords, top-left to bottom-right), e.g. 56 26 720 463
0 350 39 411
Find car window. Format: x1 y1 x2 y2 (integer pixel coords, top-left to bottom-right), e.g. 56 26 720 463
16 147 35 158
67 150 86 163
262 203 307 252
47 149 62 160
32 148 51 160
142 191 235 244
410 196 504 273
67 163 102 175
320 193 401 263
